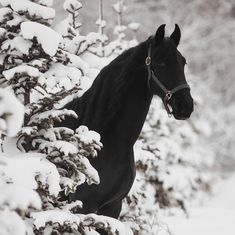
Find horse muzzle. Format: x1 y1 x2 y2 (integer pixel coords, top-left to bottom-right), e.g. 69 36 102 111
170 93 194 120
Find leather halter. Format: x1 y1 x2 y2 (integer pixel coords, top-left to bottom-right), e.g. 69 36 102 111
146 43 190 117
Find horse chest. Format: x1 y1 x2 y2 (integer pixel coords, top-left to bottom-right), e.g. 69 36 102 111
100 163 136 204
90 148 136 205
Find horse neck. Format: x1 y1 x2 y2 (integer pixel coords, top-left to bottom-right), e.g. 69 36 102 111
72 40 153 142
109 48 153 145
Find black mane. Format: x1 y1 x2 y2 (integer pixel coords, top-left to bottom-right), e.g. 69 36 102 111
62 40 149 134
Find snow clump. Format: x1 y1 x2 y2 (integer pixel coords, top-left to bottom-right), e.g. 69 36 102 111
21 21 62 56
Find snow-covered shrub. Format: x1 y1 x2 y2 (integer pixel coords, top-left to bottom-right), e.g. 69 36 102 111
128 22 140 40
102 0 137 57
0 1 132 234
120 97 216 234
0 88 24 137
55 0 109 58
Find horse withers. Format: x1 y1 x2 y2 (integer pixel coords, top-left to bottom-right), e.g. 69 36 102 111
59 24 194 220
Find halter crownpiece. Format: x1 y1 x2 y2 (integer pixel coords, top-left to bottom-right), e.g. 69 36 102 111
146 42 190 117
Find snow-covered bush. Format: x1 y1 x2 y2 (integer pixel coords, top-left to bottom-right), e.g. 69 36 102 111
55 0 109 58
119 96 216 234
0 88 24 137
102 0 137 57
0 0 132 234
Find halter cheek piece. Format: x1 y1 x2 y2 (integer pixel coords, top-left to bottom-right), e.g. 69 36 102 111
146 43 190 117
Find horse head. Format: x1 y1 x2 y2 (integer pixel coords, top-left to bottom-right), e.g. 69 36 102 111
147 24 194 120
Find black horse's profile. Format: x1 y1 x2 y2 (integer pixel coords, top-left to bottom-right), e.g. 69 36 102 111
59 24 194 219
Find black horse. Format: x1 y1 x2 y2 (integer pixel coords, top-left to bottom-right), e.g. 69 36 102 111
59 24 194 219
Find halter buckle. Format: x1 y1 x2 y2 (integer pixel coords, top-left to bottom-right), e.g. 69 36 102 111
145 56 151 66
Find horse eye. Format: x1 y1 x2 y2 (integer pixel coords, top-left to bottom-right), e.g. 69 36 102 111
156 63 166 67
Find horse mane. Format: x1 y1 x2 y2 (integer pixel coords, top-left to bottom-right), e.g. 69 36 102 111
63 39 150 133
107 45 145 120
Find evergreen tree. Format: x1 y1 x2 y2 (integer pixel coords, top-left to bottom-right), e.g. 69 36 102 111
0 0 131 234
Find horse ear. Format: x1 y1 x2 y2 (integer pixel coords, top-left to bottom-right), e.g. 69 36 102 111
155 24 165 45
170 24 181 46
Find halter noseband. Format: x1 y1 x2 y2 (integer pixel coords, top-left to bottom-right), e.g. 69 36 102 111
146 43 190 117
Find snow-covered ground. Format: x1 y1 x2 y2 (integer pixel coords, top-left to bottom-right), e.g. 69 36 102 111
164 175 235 235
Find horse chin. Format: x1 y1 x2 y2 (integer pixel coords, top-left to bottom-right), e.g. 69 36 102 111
174 115 188 120
171 107 191 120
172 111 191 120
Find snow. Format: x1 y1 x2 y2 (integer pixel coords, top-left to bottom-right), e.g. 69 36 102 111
34 139 78 155
128 22 140 31
44 63 82 91
96 18 106 28
75 125 103 159
29 109 77 126
2 137 21 156
32 210 80 229
6 13 22 27
79 75 93 95
1 36 33 55
81 213 133 235
60 175 85 194
76 125 101 145
62 200 83 211
32 210 133 234
0 185 41 210
76 156 100 185
3 65 39 80
20 126 38 136
66 32 108 55
0 7 12 23
164 175 235 235
0 209 26 235
0 153 61 196
21 21 62 56
81 52 111 70
51 127 74 139
0 0 55 20
112 2 127 14
38 0 53 7
0 27 6 37
54 18 70 36
63 0 82 12
62 51 89 74
0 88 24 137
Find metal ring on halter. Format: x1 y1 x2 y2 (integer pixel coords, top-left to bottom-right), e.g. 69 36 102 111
165 91 172 100
168 112 172 118
145 56 151 66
